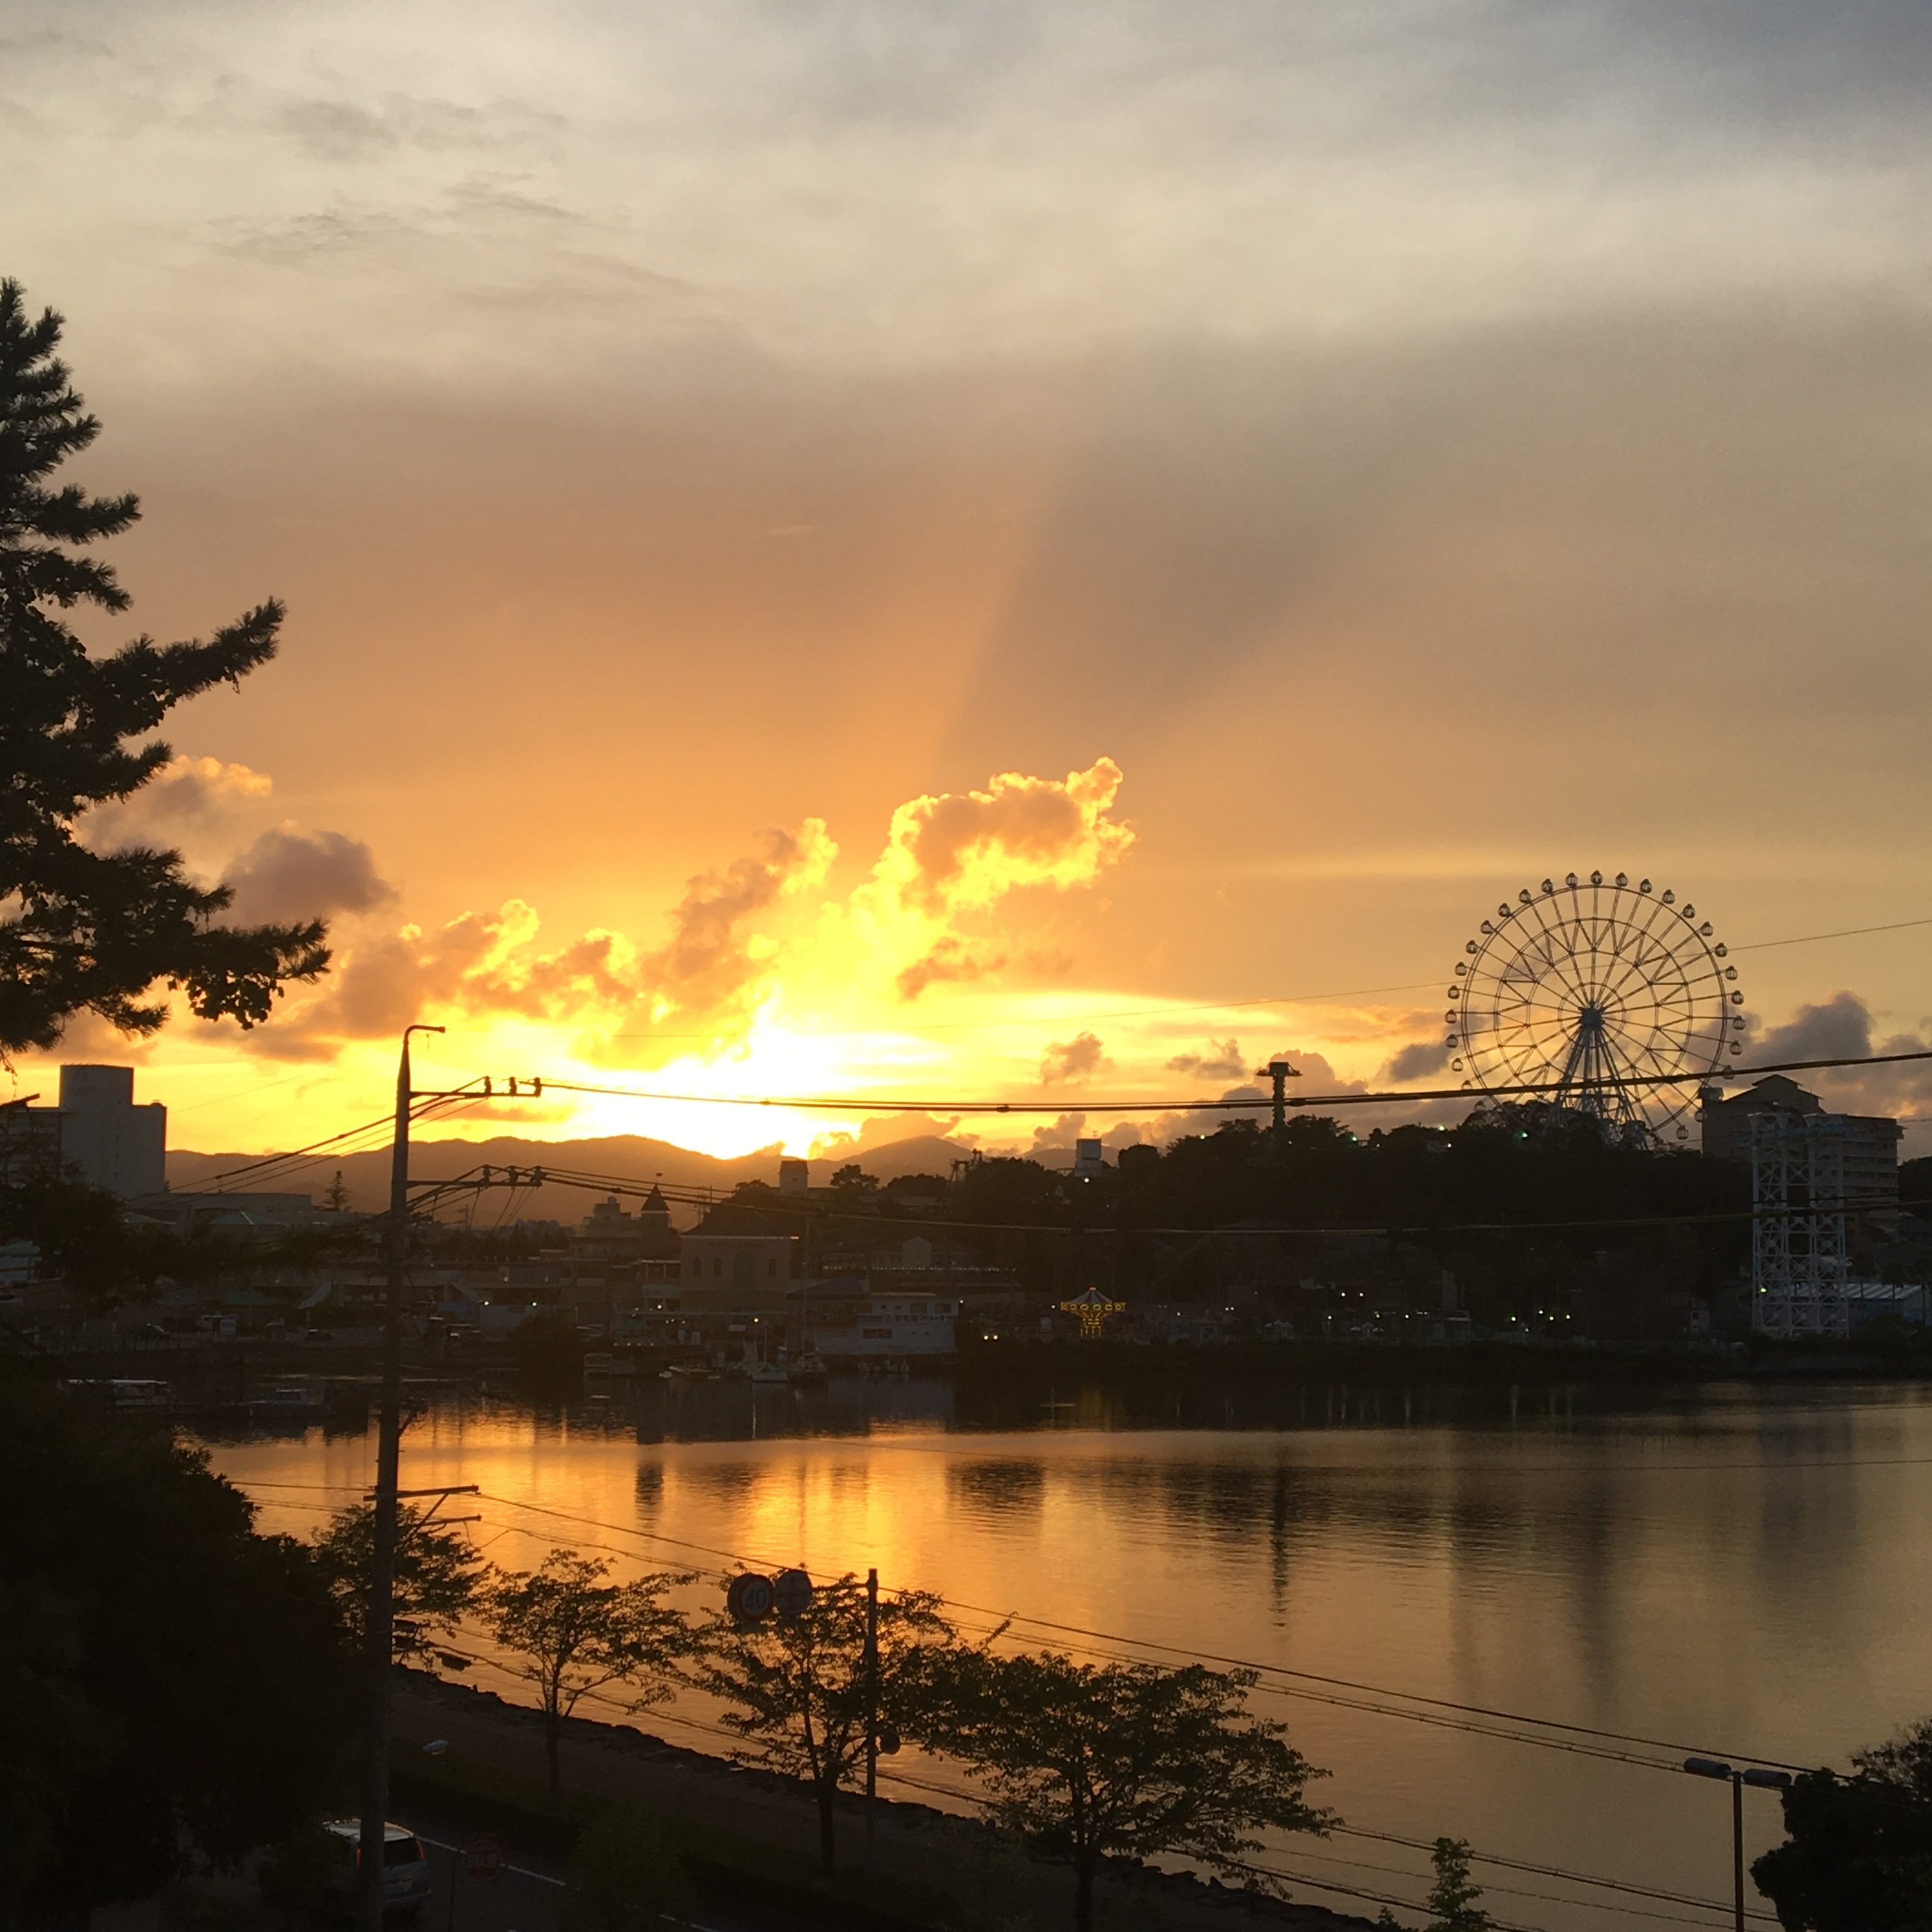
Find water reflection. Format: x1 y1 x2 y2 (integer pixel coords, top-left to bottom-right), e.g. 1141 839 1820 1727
202 1379 1932 1932
947 1458 1047 1520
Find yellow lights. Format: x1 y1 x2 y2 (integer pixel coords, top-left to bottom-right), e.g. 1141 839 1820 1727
1061 1287 1124 1340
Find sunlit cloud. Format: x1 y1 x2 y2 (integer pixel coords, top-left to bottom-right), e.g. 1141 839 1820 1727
1039 1030 1112 1085
81 755 273 848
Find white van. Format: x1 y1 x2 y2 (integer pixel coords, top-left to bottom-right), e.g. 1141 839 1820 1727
318 1820 433 1919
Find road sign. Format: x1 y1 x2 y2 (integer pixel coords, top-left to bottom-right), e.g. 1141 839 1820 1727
727 1572 776 1622
463 1836 503 1882
773 1567 814 1620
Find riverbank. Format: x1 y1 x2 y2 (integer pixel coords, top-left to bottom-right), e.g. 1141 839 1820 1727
389 1667 1373 1932
60 1324 1932 1416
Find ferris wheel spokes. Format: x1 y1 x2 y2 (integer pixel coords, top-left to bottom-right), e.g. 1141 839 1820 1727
1446 873 1740 1144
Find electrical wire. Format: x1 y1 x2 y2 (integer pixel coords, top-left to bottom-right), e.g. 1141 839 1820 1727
601 912 1932 1045
227 1477 1793 1927
416 1156 1892 1240
1330 1823 1778 1924
531 1045 1932 1120
432 1639 1565 1928
194 1085 494 1195
456 1488 1816 1774
1241 1840 1754 1928
195 1091 470 1192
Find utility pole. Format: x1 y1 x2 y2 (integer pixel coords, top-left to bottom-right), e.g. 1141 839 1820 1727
358 1022 443 1932
863 1566 880 1866
1731 1772 1744 1932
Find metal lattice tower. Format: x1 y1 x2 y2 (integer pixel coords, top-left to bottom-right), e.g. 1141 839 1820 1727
1750 1114 1850 1338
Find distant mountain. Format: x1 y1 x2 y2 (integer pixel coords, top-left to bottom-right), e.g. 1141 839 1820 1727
164 1130 970 1222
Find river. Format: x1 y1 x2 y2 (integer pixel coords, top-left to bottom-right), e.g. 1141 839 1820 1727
203 1374 1932 1930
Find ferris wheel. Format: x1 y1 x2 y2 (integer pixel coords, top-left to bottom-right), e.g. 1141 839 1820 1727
1445 871 1745 1144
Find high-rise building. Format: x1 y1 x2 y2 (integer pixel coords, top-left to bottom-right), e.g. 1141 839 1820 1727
1699 1075 1900 1217
23 1066 168 1200
1701 1075 1903 1339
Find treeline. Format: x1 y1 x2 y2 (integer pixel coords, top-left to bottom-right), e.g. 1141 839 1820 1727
774 1108 1754 1317
323 1502 1328 1932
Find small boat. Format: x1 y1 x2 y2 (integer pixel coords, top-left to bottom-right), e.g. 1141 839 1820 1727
747 1360 790 1385
663 1360 715 1383
786 1352 828 1383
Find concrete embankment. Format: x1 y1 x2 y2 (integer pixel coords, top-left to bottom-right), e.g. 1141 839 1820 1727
391 1669 1374 1932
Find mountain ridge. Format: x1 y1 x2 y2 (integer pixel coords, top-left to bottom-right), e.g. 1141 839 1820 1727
164 1130 971 1220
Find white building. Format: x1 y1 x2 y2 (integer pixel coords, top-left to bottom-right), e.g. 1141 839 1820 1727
38 1065 167 1199
813 1291 960 1360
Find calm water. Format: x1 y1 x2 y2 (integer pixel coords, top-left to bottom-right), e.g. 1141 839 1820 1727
206 1377 1932 1930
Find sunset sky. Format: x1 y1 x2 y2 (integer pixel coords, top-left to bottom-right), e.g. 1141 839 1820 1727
8 1 1931 1160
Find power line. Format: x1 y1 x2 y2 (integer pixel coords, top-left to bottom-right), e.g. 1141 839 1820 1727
602 912 1932 1045
196 1095 452 1189
424 1157 1889 1239
234 1480 1791 1928
532 1045 1932 1121
193 1086 493 1193
455 1487 1816 1774
1733 914 1932 954
424 1625 1713 1932
1331 1824 1778 1925
1249 1840 1751 1928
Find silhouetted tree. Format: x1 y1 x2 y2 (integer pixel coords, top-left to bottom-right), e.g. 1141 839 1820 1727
311 1499 489 1663
0 1361 354 1922
0 278 328 1059
1422 1837 1495 1931
482 1551 693 1797
1754 1719 1932 1930
697 1574 954 1874
0 1169 241 1307
919 1650 1330 1932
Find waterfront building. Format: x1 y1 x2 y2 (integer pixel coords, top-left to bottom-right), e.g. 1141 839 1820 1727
800 1285 961 1359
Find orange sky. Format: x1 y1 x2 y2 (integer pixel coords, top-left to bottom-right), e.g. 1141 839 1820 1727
8 2 1931 1160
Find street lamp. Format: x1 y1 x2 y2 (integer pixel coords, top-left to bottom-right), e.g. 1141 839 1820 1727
1683 1758 1791 1932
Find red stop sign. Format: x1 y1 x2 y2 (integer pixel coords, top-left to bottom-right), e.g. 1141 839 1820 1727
463 1835 503 1882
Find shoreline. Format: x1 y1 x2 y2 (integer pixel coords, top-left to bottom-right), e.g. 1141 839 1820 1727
388 1665 1376 1931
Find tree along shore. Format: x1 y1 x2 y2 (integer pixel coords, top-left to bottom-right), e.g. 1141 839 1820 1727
389 1666 1376 1932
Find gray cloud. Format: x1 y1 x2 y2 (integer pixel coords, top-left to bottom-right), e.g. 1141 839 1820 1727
1386 1039 1453 1084
1737 992 1932 1124
1757 992 1877 1066
1166 1038 1248 1080
940 305 1932 769
222 828 395 925
272 93 564 164
82 756 272 848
